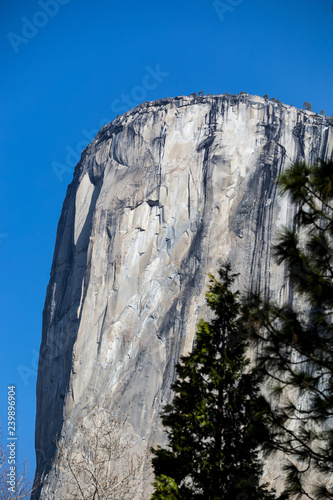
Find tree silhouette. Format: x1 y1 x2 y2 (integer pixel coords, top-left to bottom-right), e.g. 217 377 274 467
303 101 313 111
243 160 333 499
151 263 277 500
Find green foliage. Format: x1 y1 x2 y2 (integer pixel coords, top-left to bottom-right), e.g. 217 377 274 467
151 264 276 500
303 101 313 111
243 160 333 499
151 475 179 500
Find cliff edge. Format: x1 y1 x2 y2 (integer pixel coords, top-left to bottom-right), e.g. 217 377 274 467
34 94 333 498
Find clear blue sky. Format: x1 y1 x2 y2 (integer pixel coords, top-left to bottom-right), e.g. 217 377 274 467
1 0 332 489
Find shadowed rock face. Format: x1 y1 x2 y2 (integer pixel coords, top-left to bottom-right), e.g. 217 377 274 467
33 94 333 498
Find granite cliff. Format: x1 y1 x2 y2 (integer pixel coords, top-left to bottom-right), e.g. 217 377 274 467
33 94 333 498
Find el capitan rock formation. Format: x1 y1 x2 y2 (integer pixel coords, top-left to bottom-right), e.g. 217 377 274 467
33 94 333 498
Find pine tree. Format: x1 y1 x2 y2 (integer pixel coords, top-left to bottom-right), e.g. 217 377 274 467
303 101 313 111
151 263 277 500
243 160 333 499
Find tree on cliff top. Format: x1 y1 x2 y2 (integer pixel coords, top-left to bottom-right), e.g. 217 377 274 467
243 160 333 499
303 102 313 111
151 263 277 500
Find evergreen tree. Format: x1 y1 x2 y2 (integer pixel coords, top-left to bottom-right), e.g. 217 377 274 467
303 101 313 111
151 263 277 500
243 160 333 500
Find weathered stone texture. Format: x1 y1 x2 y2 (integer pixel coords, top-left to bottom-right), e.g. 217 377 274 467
34 95 333 498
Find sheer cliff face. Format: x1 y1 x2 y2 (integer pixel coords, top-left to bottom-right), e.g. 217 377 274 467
35 95 333 497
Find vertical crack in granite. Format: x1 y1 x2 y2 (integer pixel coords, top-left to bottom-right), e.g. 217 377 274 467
33 95 333 499
248 139 284 296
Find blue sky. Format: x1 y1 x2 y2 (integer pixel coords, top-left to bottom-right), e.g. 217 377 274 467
1 0 332 489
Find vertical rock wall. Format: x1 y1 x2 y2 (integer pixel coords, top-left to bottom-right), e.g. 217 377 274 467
34 95 333 498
